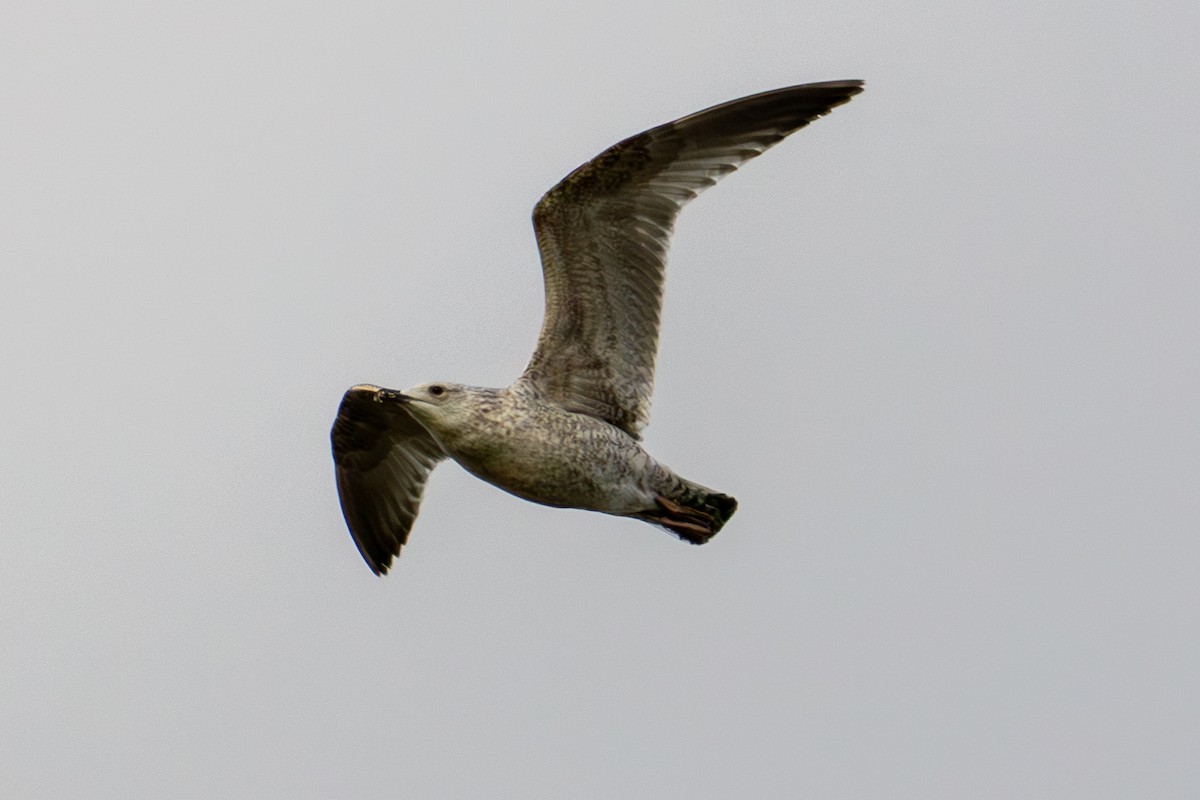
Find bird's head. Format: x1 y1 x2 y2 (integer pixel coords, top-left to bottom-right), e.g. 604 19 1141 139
375 382 490 439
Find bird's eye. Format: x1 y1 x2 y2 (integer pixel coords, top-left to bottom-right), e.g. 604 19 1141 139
429 385 446 397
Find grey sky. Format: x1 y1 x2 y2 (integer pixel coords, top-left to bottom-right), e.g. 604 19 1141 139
2 1 1198 798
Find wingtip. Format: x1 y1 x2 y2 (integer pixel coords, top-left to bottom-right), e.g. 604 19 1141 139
353 539 394 577
797 79 866 102
809 78 865 90
345 523 399 576
813 79 866 101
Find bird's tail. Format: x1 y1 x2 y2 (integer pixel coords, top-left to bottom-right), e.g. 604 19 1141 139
636 473 737 545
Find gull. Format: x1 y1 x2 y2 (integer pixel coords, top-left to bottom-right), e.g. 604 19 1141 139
331 80 864 574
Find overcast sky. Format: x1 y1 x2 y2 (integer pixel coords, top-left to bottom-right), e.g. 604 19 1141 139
3 2 1198 798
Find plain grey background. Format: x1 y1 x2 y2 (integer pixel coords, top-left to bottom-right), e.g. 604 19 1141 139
3 1 1197 797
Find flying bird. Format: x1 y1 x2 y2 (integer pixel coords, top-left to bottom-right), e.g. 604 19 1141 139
332 80 864 574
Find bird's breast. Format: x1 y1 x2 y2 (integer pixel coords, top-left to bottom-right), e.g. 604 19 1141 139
443 404 654 512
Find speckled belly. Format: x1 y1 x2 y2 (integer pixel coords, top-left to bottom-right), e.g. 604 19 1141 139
450 411 656 514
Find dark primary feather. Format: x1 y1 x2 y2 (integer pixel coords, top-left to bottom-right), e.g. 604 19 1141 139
331 386 445 574
522 80 864 437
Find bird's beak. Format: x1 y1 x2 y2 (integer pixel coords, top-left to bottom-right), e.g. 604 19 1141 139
375 389 411 404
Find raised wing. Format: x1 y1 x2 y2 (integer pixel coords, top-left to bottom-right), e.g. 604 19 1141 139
521 80 863 436
331 385 445 575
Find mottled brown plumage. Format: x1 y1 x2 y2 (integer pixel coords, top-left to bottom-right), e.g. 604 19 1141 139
331 386 444 571
524 80 864 436
332 81 864 575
